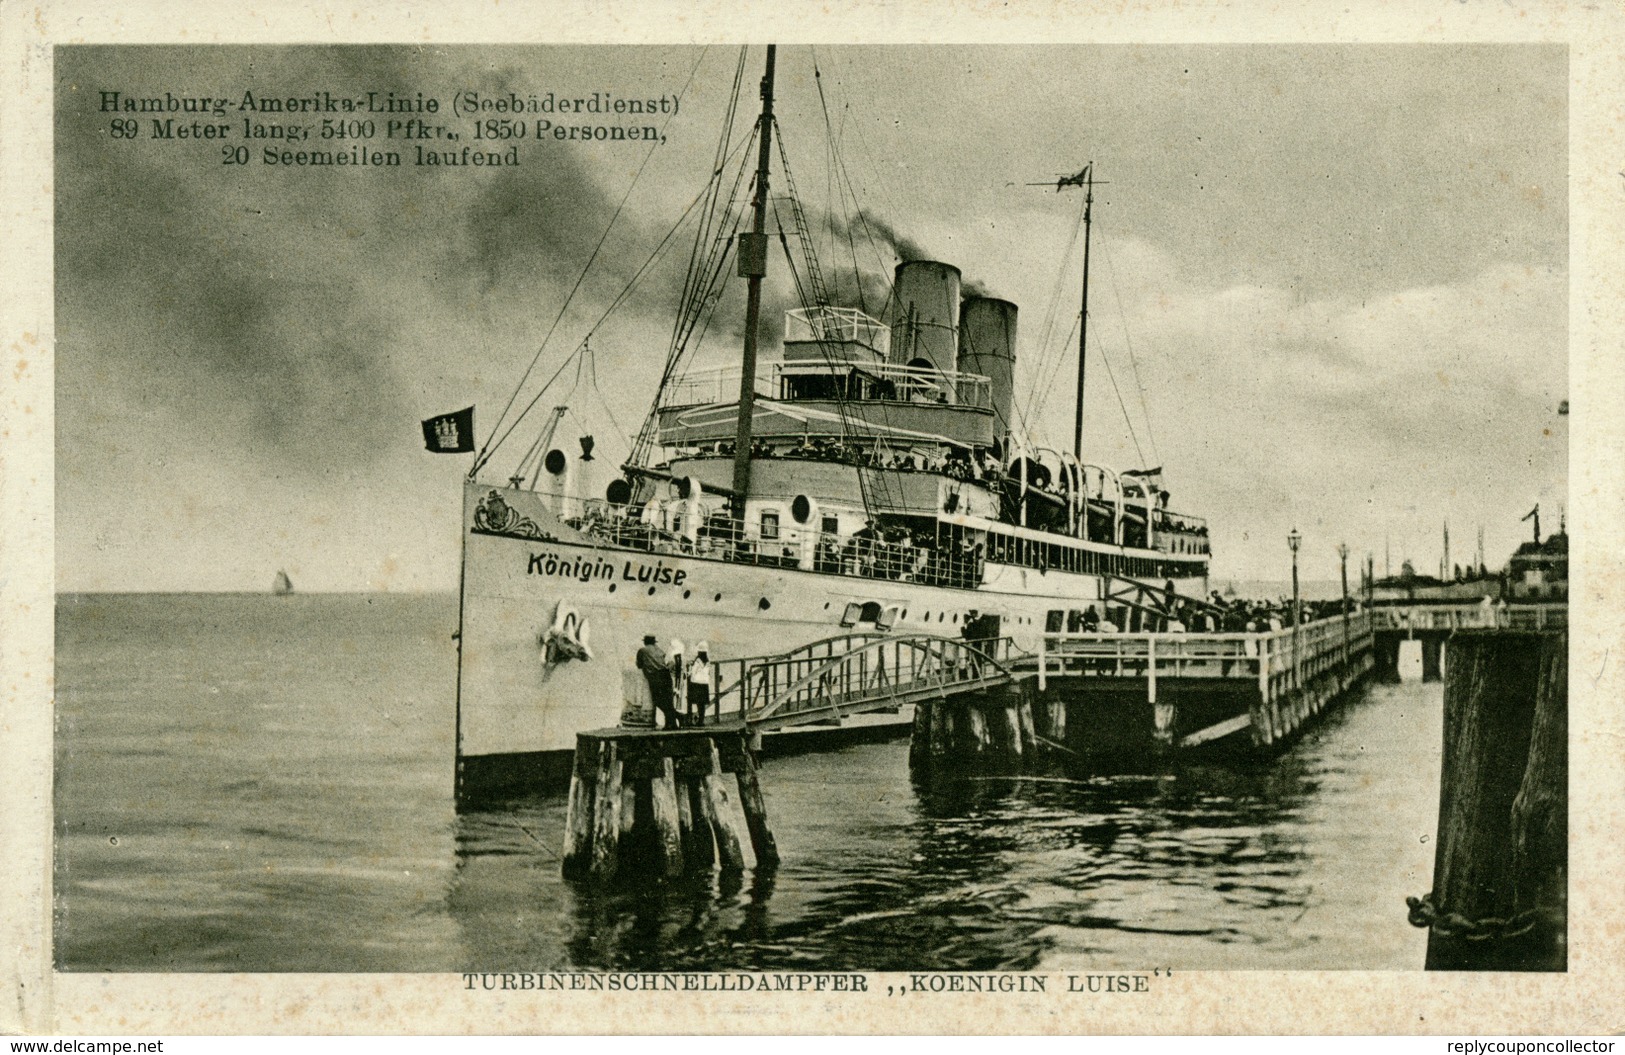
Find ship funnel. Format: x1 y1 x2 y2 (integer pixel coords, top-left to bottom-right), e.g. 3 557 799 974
959 296 1018 437
890 260 961 379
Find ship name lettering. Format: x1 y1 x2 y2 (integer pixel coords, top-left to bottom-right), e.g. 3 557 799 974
527 551 613 582
909 974 1047 994
1065 974 1150 993
620 560 686 587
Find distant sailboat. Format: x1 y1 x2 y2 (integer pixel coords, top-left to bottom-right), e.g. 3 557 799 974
273 570 294 596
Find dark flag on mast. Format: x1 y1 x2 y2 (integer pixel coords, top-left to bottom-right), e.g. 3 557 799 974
1056 164 1091 191
422 407 475 453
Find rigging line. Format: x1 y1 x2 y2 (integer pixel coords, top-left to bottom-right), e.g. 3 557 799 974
474 45 710 474
585 340 628 445
1098 230 1160 466
810 48 838 281
667 124 760 367
1019 195 1087 433
773 203 883 522
630 129 759 465
1093 325 1148 468
1030 309 1080 425
669 47 748 359
810 46 862 312
647 186 750 458
489 170 720 465
817 49 904 316
822 99 873 316
1019 214 1082 429
825 49 907 233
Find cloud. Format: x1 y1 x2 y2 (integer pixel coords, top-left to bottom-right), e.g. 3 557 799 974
1019 251 1567 578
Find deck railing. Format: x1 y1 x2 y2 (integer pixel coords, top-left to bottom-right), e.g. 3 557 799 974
570 500 984 589
658 361 994 411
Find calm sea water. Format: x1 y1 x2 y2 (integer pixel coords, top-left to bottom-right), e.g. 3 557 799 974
55 592 1438 972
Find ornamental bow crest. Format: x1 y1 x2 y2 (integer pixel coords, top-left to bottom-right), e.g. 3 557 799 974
473 490 548 540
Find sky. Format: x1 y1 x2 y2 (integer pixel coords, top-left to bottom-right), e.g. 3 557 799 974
54 44 1568 591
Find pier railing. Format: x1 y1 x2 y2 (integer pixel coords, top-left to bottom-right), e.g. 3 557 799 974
1368 603 1566 632
1036 611 1375 702
710 633 1021 730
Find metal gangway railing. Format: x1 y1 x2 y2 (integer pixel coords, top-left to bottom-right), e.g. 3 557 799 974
709 633 1022 731
1035 610 1376 705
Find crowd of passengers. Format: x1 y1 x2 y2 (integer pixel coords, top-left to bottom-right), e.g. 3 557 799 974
1161 594 1361 633
706 437 994 482
575 506 983 588
1057 594 1359 635
685 439 1211 539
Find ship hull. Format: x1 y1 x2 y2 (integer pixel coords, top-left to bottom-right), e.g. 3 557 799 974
455 481 1205 799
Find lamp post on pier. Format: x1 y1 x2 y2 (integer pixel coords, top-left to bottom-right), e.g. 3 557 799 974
1337 542 1350 616
1288 528 1302 616
1288 527 1302 689
1338 541 1351 667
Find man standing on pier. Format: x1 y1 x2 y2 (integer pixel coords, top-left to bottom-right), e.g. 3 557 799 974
637 634 682 729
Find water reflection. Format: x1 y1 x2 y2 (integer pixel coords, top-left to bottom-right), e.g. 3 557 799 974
447 725 1344 972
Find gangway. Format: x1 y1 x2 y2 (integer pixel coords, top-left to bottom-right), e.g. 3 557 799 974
708 632 1023 732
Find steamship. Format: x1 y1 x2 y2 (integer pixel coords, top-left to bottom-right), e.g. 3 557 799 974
452 47 1212 799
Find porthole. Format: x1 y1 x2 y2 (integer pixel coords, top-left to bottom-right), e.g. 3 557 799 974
900 609 908 620
682 590 692 599
647 586 657 596
714 593 723 602
608 584 617 593
759 597 772 610
823 602 830 610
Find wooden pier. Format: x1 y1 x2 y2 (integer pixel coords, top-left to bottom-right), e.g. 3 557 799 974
1031 610 1375 751
1368 602 1567 682
562 632 1019 882
563 601 1567 880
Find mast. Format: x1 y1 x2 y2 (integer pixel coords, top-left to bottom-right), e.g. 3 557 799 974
1073 164 1094 460
729 44 777 522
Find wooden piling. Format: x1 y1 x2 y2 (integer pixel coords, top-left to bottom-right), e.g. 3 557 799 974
562 725 782 884
684 777 716 870
561 736 598 877
1016 692 1037 753
930 701 952 760
734 744 780 868
966 705 991 758
1000 701 1023 758
588 741 623 882
1510 635 1567 970
701 740 747 872
648 757 685 880
619 779 638 841
909 699 931 767
1420 630 1565 970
